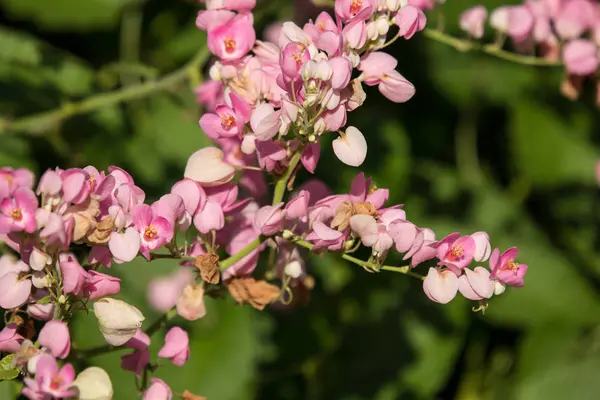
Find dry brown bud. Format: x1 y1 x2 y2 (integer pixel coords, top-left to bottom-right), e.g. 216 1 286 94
181 390 207 400
195 254 220 284
330 200 379 231
228 277 281 311
87 216 114 244
65 198 101 242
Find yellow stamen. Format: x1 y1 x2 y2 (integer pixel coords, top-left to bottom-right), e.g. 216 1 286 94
144 225 158 240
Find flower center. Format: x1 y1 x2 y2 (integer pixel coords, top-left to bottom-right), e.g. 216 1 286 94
144 225 158 240
49 376 63 391
220 113 235 130
224 37 237 53
505 259 519 272
317 22 325 32
448 245 464 260
9 208 22 221
88 175 97 192
350 0 363 15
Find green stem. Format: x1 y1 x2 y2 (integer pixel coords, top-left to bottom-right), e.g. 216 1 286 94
0 46 211 136
272 151 302 206
290 237 425 280
422 28 561 67
219 237 262 270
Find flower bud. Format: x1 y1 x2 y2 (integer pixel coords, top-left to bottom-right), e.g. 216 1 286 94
93 298 145 346
176 284 207 321
284 261 303 279
38 320 71 359
254 203 285 236
72 367 114 400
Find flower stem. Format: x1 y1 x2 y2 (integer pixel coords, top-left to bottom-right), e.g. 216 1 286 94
422 28 561 67
218 237 262 270
272 151 302 206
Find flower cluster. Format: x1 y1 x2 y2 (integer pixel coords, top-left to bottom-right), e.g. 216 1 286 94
459 1 600 99
0 0 529 399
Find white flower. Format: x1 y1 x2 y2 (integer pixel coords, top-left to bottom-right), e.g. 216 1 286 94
93 298 144 346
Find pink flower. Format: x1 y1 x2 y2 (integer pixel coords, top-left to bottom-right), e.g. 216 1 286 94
199 93 252 139
207 14 256 61
285 190 310 222
332 126 367 167
0 323 24 353
59 253 89 296
255 203 285 236
61 168 92 204
0 168 34 199
194 80 224 111
489 247 527 287
152 194 185 230
459 5 488 39
458 267 495 300
121 329 150 379
158 327 190 367
205 0 256 11
194 200 225 233
177 284 207 321
436 234 475 274
109 227 141 263
38 321 71 359
301 143 321 173
281 42 311 80
0 187 38 234
171 179 207 217
250 103 282 141
471 231 491 262
184 147 236 186
395 5 427 39
22 354 77 399
554 0 595 40
335 0 374 22
378 70 415 103
358 52 397 85
148 268 193 312
0 271 32 309
255 140 287 172
83 271 121 301
343 20 367 50
88 246 112 268
36 169 62 198
349 214 394 255
143 378 172 400
83 166 116 200
132 204 174 260
563 39 599 76
306 221 345 250
196 9 236 31
423 267 459 304
490 5 534 42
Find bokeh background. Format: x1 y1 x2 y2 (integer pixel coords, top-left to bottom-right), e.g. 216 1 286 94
1 0 600 398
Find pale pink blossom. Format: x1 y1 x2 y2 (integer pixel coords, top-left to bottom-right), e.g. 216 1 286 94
489 247 527 287
0 323 24 353
554 0 595 40
335 0 375 22
395 5 427 39
177 284 207 321
143 378 172 400
83 271 121 301
59 253 89 296
132 204 174 260
459 5 487 38
158 327 190 367
490 5 534 42
22 355 77 399
38 320 71 359
0 187 38 234
121 329 150 378
458 267 495 300
332 126 367 167
436 234 475 274
563 39 599 76
423 267 459 304
0 271 32 309
148 268 193 312
471 231 491 262
255 203 285 236
207 14 256 61
109 227 141 263
250 103 282 141
184 147 236 186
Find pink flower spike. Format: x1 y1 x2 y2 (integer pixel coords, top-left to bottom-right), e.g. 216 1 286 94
254 203 285 236
83 271 121 301
38 320 71 359
301 143 321 174
459 5 487 39
0 323 24 353
148 268 193 312
379 70 415 103
471 231 491 262
109 227 141 263
437 235 475 274
489 247 527 287
563 40 600 76
59 253 89 296
395 5 426 40
0 187 38 234
332 126 367 167
0 272 32 309
423 267 459 304
158 327 190 367
185 147 236 187
143 378 172 400
250 103 282 141
458 267 495 300
207 15 256 61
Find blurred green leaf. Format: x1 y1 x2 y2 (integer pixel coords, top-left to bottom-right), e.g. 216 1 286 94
0 355 19 381
0 0 139 31
510 101 597 188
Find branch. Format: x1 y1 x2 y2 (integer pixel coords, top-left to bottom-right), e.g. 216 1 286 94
422 28 562 67
0 46 211 136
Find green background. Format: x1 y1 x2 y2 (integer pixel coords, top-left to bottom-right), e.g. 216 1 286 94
1 0 600 398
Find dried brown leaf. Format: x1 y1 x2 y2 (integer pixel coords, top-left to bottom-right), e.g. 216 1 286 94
195 254 220 284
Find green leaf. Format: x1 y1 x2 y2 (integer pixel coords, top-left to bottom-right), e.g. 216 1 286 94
0 355 20 381
1 0 140 31
510 101 597 188
36 295 52 305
